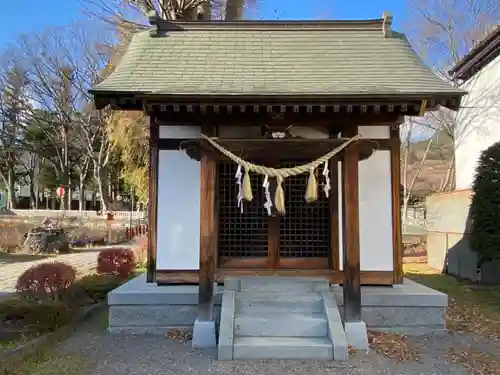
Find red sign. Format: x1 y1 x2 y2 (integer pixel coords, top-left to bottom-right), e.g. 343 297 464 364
56 186 65 198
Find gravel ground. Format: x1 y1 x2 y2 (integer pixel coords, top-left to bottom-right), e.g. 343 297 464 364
21 310 497 375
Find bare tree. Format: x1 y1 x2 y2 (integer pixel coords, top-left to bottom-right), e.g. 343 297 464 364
401 0 500 212
82 0 252 205
0 66 29 209
0 24 117 212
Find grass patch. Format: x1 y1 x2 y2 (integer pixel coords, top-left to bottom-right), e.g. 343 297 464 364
2 309 109 375
5 352 90 375
404 263 500 341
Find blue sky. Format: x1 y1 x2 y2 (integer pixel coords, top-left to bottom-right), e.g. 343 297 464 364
0 0 407 47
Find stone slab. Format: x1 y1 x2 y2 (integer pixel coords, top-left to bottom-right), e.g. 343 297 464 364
192 319 216 349
236 292 324 314
234 312 327 337
331 278 448 307
109 305 221 329
233 336 333 360
344 321 369 350
321 292 348 361
108 273 223 306
237 276 329 293
217 291 235 360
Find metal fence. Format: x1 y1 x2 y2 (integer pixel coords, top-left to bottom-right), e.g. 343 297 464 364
7 209 146 219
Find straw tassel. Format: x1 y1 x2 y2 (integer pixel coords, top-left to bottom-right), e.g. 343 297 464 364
242 167 253 201
274 175 286 215
305 167 318 203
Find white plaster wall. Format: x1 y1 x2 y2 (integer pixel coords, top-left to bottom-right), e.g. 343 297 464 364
338 126 394 271
455 53 500 189
358 125 390 139
156 126 201 270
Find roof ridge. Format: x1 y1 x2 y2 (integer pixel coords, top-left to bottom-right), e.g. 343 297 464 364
147 11 394 36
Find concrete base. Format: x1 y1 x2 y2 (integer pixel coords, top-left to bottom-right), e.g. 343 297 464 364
331 278 448 334
108 274 447 336
344 321 369 350
192 319 216 348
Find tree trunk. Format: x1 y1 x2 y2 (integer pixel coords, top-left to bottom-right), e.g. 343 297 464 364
79 180 85 211
29 178 36 209
224 0 244 20
95 166 108 213
7 168 16 209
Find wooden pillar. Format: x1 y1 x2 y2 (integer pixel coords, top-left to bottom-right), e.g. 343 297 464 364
198 124 217 321
146 114 159 283
329 130 340 272
267 159 280 269
342 127 362 322
390 126 403 284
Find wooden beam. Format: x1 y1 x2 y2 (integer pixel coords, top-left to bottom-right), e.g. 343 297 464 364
390 126 404 284
198 124 217 321
342 126 362 322
154 110 403 129
147 114 159 283
155 269 393 285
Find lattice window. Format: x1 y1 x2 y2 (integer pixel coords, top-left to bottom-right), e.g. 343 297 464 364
218 161 268 258
279 160 331 258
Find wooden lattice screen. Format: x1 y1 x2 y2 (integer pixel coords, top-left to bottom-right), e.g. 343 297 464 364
218 160 331 265
218 162 268 258
279 160 330 259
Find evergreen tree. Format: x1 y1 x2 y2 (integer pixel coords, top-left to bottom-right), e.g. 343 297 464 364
469 141 500 266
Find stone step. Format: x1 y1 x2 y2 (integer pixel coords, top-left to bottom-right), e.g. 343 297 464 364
233 336 333 360
237 276 329 293
235 312 327 337
235 292 324 314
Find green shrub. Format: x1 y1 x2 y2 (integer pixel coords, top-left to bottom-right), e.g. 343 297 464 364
470 141 500 267
0 298 72 332
75 274 122 302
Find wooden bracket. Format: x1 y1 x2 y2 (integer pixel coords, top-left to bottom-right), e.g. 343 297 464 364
419 99 428 117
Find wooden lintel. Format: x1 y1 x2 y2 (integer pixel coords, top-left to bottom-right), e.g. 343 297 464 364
155 269 394 285
342 127 362 322
147 115 159 283
154 110 404 129
198 124 217 321
390 127 403 284
220 256 329 270
181 138 384 163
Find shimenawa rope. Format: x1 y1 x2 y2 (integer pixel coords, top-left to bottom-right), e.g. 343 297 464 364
199 133 362 214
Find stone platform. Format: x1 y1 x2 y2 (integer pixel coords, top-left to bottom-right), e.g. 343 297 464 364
108 274 447 336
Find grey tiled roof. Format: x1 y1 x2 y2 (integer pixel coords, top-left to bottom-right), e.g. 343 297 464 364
93 20 465 99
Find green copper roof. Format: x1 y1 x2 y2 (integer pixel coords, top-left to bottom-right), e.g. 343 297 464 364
92 19 465 102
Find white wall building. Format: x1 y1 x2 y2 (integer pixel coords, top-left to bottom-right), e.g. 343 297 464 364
451 27 500 189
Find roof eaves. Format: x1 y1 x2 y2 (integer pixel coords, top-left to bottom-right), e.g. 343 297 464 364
449 26 500 80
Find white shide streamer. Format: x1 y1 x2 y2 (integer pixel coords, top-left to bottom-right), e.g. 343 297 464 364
322 161 330 198
235 164 244 213
262 175 273 216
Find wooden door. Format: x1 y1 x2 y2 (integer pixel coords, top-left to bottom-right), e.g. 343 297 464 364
217 160 331 270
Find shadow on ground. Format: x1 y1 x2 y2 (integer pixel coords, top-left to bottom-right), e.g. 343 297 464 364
0 252 50 264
